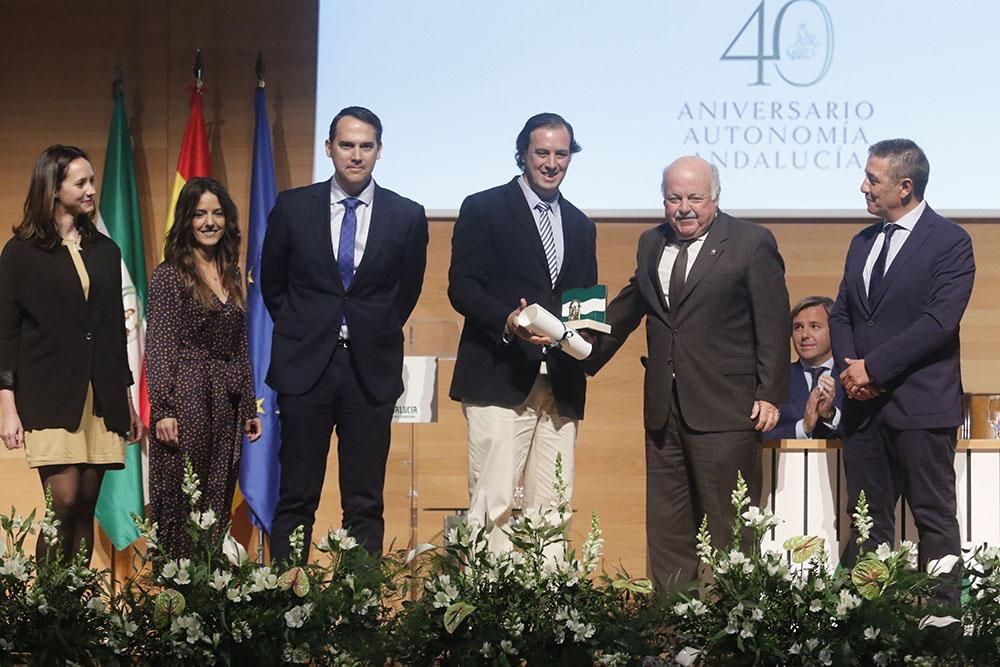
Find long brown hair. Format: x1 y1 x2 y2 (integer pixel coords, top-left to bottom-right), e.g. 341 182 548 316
15 145 98 250
163 177 245 309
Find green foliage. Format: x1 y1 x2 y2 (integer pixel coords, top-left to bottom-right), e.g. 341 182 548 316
1 465 999 664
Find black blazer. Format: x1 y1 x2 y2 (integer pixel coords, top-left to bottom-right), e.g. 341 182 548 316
0 233 133 434
587 212 790 432
448 177 598 420
260 179 428 403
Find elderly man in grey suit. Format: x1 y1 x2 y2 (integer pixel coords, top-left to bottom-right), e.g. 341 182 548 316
587 156 789 591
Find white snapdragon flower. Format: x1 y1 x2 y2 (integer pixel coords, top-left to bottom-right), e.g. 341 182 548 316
250 567 278 592
284 602 314 629
231 619 252 643
172 612 204 644
835 589 861 617
170 558 192 585
742 506 779 531
430 574 458 608
0 554 29 581
209 569 232 591
161 560 179 580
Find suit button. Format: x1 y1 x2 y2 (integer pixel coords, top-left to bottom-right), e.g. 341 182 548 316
867 320 874 327
667 359 673 365
672 331 678 337
85 332 93 340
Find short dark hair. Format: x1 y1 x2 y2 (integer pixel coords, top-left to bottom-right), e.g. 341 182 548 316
514 112 581 170
790 295 834 321
868 138 930 200
328 106 383 144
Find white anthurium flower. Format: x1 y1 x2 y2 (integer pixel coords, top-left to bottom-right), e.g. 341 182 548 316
223 533 248 566
404 542 436 564
675 646 703 666
918 614 961 630
926 554 961 576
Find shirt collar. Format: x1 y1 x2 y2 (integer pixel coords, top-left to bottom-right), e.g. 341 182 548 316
330 177 375 207
889 199 926 232
518 174 560 214
799 357 834 372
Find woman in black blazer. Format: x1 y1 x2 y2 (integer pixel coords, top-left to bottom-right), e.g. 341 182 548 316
0 145 143 564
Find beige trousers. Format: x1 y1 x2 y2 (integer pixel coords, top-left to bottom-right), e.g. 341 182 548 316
463 374 577 553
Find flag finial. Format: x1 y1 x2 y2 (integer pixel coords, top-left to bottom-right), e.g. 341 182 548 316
193 49 205 91
113 61 125 98
255 51 266 89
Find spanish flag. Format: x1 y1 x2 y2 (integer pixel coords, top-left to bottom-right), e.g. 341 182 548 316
163 86 211 250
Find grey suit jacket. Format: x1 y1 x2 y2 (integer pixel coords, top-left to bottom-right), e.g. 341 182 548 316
587 212 790 432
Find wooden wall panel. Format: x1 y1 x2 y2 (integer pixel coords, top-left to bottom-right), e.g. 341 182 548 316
1 2 998 579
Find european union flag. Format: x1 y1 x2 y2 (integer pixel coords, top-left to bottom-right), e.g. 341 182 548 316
239 84 280 533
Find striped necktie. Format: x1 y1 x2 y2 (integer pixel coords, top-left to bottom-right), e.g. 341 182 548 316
535 201 559 288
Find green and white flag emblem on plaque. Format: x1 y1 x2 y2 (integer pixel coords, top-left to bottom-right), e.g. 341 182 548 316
561 285 611 334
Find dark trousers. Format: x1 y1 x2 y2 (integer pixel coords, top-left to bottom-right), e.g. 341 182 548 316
645 389 762 592
270 346 393 563
843 413 960 606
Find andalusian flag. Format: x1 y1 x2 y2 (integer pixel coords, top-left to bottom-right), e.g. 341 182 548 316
95 80 148 550
164 86 210 250
238 83 281 533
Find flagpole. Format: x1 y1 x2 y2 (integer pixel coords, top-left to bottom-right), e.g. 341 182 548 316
255 51 266 566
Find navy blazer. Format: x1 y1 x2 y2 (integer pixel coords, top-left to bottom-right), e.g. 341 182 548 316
829 205 975 434
260 179 428 403
765 363 843 439
448 177 598 420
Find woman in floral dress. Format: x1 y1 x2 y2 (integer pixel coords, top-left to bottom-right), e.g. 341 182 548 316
147 177 261 558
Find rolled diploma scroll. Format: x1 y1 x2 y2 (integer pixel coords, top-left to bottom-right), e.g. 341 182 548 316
515 303 592 360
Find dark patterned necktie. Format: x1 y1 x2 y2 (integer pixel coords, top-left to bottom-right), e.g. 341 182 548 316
669 240 693 310
868 222 898 298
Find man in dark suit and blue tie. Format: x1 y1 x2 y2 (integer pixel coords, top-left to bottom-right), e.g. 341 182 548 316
766 296 843 440
448 113 597 552
829 139 975 605
261 107 428 562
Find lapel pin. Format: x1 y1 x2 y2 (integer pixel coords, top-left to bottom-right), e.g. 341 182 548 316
710 248 717 255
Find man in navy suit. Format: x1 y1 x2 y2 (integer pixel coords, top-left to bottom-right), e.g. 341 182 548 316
829 138 975 605
262 107 428 561
449 113 597 552
766 296 843 440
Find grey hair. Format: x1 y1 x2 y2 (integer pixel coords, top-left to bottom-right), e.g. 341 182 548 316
661 157 721 200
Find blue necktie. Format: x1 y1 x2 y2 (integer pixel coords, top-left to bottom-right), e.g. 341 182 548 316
338 197 361 290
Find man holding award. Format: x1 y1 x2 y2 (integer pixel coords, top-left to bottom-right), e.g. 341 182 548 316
448 112 598 551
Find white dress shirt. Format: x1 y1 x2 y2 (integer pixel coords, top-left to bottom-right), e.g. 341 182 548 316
658 227 710 308
518 175 565 278
863 200 926 294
